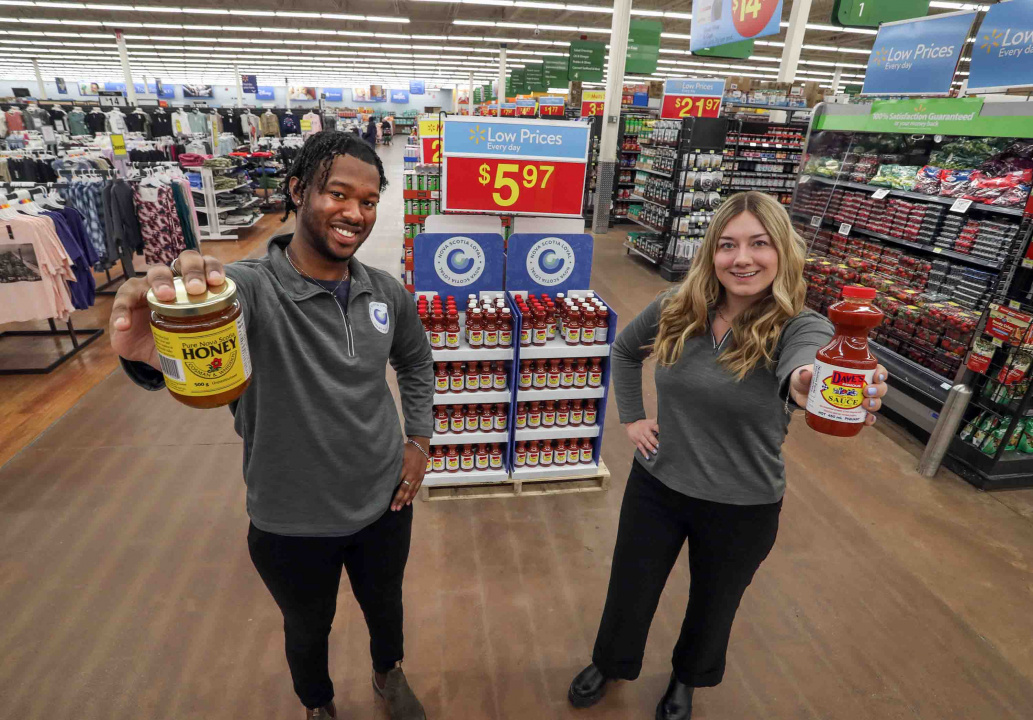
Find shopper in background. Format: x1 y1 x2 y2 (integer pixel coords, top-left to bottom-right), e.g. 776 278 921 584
363 117 379 149
568 191 888 719
109 131 433 720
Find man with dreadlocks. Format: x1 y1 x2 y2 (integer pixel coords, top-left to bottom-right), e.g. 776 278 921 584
109 131 433 720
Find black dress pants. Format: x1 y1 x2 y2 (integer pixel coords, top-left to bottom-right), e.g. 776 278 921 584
592 461 781 687
247 504 413 709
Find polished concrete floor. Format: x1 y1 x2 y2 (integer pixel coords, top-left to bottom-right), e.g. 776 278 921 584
2 141 1033 719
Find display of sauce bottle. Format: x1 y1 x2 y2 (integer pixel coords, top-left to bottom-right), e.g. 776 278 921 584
555 439 568 465
518 360 533 389
596 308 610 344
434 406 449 434
574 359 588 388
584 399 598 426
449 362 465 393
493 403 507 431
561 359 575 388
434 362 449 393
588 358 603 388
542 400 556 427
480 361 494 390
805 285 884 437
533 308 547 346
446 445 460 473
533 360 548 389
465 363 480 392
568 440 581 466
489 443 503 469
571 399 584 425
557 399 570 426
429 313 445 350
519 312 532 347
431 446 446 473
546 302 558 340
527 440 541 467
468 309 484 348
499 308 514 347
445 310 461 349
475 444 490 470
465 405 480 432
493 361 507 390
546 359 562 388
579 438 593 464
484 310 499 348
514 441 527 467
528 401 543 428
450 405 465 433
515 402 528 428
460 444 475 471
540 440 554 467
581 308 596 344
565 308 581 345
480 404 494 431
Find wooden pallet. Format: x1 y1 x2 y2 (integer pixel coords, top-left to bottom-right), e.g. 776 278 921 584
420 461 611 501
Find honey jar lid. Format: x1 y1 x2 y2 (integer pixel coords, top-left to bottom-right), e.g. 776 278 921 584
146 277 238 318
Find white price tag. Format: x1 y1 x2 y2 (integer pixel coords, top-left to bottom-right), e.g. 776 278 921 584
810 215 822 228
1022 259 1033 269
139 186 159 203
933 247 943 253
1009 300 1022 310
838 223 852 236
798 175 810 184
950 198 973 213
871 188 890 200
991 337 1003 348
41 126 55 143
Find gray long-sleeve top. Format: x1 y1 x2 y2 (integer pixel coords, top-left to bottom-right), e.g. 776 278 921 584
611 294 833 505
122 234 435 536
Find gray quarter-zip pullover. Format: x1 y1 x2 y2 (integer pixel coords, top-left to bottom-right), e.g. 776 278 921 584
122 234 434 536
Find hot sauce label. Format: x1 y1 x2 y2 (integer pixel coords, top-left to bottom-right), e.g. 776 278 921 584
500 330 513 346
435 376 449 392
806 359 873 425
152 316 251 397
432 456 445 472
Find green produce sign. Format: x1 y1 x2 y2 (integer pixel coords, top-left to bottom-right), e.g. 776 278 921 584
568 40 605 82
692 38 755 59
832 0 930 29
544 56 569 88
525 63 547 93
510 67 527 95
816 98 1033 138
626 19 662 74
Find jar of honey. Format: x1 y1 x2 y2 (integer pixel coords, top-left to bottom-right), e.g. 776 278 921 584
147 277 251 409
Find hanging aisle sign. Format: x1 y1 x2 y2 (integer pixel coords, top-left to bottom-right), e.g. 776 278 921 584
690 0 785 52
544 57 569 88
861 10 977 96
660 78 726 119
627 19 663 74
241 75 257 93
580 90 606 117
568 40 605 81
968 1 1033 93
413 233 505 296
441 116 591 217
538 96 565 117
410 80 425 95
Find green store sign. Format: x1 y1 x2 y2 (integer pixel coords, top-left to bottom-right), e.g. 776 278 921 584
816 98 1033 138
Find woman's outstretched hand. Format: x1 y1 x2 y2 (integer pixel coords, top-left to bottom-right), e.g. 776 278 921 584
790 364 889 426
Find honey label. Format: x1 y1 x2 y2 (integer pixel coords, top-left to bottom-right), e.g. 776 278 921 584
806 359 873 425
151 316 251 397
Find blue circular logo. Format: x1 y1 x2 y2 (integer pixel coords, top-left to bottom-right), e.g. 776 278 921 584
434 236 485 286
373 308 388 324
526 237 575 286
537 249 565 275
447 248 475 274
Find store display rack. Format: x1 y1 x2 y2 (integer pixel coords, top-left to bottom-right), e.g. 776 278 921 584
624 116 729 281
612 111 657 224
194 166 259 241
401 165 442 291
721 119 804 207
794 100 1033 438
507 290 617 482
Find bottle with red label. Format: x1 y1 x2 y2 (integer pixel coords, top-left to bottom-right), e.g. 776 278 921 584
465 405 479 432
515 441 527 467
596 308 610 344
542 400 556 427
449 362 465 393
493 403 507 431
430 313 445 350
540 439 554 467
475 444 490 470
460 444 475 471
500 308 514 347
533 308 547 346
450 405 465 433
582 308 596 344
431 446 446 473
515 402 528 428
579 438 593 464
445 310 461 349
480 404 494 431
468 309 484 348
465 363 480 392
533 360 548 389
546 359 562 388
561 359 575 388
527 440 541 467
434 406 448 434
434 362 449 393
557 399 570 426
555 439 568 465
489 443 503 469
571 399 584 426
493 361 507 390
484 310 499 348
565 307 581 345
574 359 588 388
446 445 460 473
528 401 542 428
587 358 603 388
806 285 884 437
518 360 533 389
480 361 493 390
584 398 598 426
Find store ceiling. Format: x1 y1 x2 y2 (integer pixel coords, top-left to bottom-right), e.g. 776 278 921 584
0 0 984 91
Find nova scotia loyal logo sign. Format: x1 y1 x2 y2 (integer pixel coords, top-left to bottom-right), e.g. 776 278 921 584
968 0 1033 93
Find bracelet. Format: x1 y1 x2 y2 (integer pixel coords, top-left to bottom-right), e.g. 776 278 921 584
407 438 430 460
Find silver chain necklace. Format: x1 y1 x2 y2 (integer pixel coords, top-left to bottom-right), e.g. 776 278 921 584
286 246 349 295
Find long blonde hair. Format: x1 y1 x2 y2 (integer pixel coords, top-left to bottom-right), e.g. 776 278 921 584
653 191 806 380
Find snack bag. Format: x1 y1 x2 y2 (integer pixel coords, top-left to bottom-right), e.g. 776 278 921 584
913 166 943 195
971 414 998 447
980 423 1007 456
959 411 985 443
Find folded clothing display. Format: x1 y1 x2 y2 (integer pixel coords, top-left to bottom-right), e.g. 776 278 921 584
178 153 207 168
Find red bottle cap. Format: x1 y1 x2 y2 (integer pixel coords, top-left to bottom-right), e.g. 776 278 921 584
842 285 876 300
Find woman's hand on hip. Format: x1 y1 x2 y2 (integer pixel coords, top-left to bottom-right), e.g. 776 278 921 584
625 418 659 459
790 363 890 426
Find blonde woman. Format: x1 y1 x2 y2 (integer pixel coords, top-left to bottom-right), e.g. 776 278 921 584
568 192 888 719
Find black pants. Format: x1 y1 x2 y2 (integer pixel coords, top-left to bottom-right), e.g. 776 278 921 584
592 461 781 688
247 504 413 709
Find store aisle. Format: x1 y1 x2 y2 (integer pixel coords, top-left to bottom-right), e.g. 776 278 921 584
2 141 1033 719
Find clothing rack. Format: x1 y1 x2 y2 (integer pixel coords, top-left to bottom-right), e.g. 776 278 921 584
0 318 104 375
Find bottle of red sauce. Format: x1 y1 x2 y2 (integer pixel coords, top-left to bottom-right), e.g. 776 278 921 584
805 285 884 437
434 406 449 434
445 310 461 349
434 362 449 393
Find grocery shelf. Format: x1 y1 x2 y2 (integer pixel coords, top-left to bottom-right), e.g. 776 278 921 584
803 175 1025 217
628 194 669 209
515 425 601 441
727 155 800 163
431 347 514 362
193 182 249 195
511 462 601 480
197 196 260 214
431 430 508 446
624 242 660 266
199 214 260 233
518 335 611 359
634 166 674 178
627 215 666 233
433 389 511 406
517 386 606 402
423 469 509 486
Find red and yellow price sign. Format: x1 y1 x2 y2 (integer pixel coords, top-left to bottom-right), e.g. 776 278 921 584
731 0 780 37
580 90 606 118
444 157 585 216
421 137 441 164
660 93 723 120
539 104 564 117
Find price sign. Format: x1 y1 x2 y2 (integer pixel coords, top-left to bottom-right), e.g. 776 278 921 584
300 118 312 132
798 175 810 184
538 97 565 117
516 99 537 117
838 223 852 236
871 188 891 199
950 198 973 214
418 118 441 137
580 90 605 117
660 78 725 120
500 103 517 118
442 116 590 217
421 137 441 164
110 134 127 157
810 215 823 228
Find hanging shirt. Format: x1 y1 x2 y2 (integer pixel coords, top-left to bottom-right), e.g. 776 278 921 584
125 110 151 136
172 109 193 136
260 112 280 137
25 105 52 130
0 213 76 322
187 111 207 134
241 112 261 141
5 109 26 132
67 110 90 136
106 110 128 134
280 113 300 135
43 210 96 310
134 182 187 265
49 107 69 133
85 112 108 134
150 111 173 138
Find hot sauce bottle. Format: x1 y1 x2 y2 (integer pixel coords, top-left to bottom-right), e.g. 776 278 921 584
596 308 610 344
493 403 508 431
565 307 581 345
579 438 593 464
465 405 479 432
581 308 596 344
480 361 493 390
540 440 554 467
528 401 543 428
514 441 527 467
584 398 598 426
571 399 584 426
574 359 588 388
560 359 575 388
542 400 556 427
450 405 465 433
480 404 494 431
465 363 480 392
518 360 533 389
434 362 449 393
449 362 465 393
555 439 568 465
431 446 445 473
445 310 461 349
527 440 541 467
515 402 528 428
546 359 562 388
489 443 503 469
588 358 603 388
499 308 514 347
475 444 490 470
429 313 445 350
533 360 548 389
806 285 884 437
484 310 499 348
460 444 475 471
493 361 507 390
546 302 558 340
446 445 460 473
434 406 449 434
557 399 570 426
468 309 484 348
533 308 547 346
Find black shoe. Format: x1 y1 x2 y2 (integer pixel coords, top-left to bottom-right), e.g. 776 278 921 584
568 663 611 709
655 673 693 720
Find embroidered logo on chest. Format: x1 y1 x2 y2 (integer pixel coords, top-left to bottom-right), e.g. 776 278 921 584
369 302 390 334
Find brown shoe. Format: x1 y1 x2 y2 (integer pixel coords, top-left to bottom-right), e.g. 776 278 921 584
373 667 427 720
305 700 336 719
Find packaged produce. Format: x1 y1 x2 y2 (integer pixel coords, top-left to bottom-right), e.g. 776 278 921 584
1019 419 1033 453
869 165 920 190
1005 422 1025 452
931 139 999 169
913 166 943 195
939 169 975 198
970 413 998 447
967 337 996 374
962 169 1032 208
